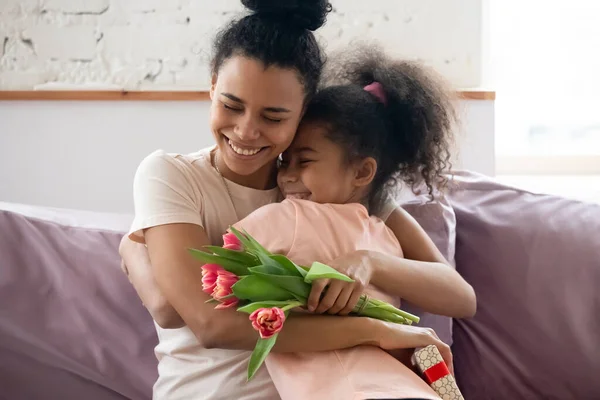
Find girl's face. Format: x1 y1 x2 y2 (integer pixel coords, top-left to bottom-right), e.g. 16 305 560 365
278 121 375 205
209 56 305 182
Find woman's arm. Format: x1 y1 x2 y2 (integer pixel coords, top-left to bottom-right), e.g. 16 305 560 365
118 201 292 329
378 206 476 318
143 221 452 363
143 221 370 351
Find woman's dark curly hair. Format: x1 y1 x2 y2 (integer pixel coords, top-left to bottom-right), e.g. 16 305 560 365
303 46 458 214
211 0 332 101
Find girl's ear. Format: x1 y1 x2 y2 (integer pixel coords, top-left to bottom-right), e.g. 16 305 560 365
353 157 377 189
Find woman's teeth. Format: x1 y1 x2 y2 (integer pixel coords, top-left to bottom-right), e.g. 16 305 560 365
228 140 262 156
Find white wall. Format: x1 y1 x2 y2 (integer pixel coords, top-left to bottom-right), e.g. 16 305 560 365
0 99 494 213
0 0 486 90
0 0 494 212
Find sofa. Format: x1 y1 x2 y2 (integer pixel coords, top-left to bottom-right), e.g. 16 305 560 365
1 171 599 400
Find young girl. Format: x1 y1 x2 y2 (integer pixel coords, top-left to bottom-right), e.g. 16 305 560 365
230 47 465 400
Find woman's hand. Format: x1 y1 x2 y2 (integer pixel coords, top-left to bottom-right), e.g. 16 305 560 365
379 323 454 376
307 250 374 315
119 235 185 329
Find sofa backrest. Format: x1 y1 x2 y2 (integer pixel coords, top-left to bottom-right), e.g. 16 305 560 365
0 208 157 400
448 171 600 400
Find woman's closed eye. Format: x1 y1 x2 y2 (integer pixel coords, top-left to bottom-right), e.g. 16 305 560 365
223 103 281 123
223 103 242 112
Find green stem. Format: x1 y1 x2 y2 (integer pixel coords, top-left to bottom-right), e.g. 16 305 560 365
353 294 420 324
281 301 304 312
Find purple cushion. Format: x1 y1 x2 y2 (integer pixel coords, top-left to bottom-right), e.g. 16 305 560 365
400 192 457 346
448 171 600 400
0 209 157 400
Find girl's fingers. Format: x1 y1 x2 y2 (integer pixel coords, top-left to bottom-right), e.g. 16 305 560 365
327 284 354 315
307 278 330 312
314 280 344 314
339 289 363 315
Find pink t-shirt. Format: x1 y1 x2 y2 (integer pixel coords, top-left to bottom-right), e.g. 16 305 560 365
234 199 440 400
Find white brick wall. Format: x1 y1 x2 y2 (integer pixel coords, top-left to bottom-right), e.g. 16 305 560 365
0 0 485 90
44 0 110 14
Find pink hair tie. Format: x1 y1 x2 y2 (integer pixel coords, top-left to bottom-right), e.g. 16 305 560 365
363 81 387 105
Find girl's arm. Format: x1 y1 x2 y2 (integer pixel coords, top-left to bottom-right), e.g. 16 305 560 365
308 205 476 318
376 206 476 318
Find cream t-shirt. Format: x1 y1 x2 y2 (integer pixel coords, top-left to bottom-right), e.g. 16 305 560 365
128 147 281 400
127 146 398 400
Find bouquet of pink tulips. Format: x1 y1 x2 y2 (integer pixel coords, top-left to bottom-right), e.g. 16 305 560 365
189 227 420 381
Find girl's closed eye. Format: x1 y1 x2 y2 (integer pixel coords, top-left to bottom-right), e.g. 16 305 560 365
264 115 283 123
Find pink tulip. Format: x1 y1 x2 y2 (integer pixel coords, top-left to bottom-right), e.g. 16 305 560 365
201 264 223 295
249 307 286 339
215 297 239 310
222 232 243 251
212 269 239 308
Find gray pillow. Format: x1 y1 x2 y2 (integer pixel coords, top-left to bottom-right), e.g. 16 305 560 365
400 191 458 346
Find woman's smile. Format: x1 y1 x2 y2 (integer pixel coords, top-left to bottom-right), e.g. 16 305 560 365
224 136 268 158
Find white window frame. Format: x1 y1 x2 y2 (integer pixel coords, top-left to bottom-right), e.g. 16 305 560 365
496 155 600 175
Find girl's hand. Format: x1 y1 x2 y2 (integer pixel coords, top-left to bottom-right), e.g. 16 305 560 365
307 250 374 315
379 323 454 376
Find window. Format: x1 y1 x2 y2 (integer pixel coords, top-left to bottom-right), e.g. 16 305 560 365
491 0 600 203
491 0 600 175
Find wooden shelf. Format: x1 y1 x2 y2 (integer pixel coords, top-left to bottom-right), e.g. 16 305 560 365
458 90 495 101
0 89 494 101
0 90 211 101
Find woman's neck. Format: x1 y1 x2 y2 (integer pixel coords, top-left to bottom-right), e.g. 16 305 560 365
214 150 278 190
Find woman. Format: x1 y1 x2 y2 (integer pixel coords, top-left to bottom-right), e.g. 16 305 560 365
120 1 476 399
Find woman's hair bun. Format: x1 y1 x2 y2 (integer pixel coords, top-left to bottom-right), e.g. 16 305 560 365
241 0 332 31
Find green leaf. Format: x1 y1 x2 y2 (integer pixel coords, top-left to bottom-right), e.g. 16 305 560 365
255 252 288 271
247 335 278 381
202 245 259 265
304 261 355 283
187 248 249 276
249 264 290 276
240 228 272 256
232 275 295 302
290 292 307 303
237 300 302 314
248 269 311 300
268 255 305 277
